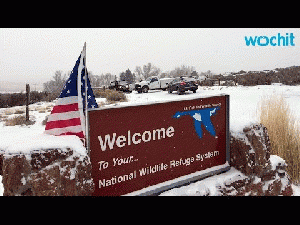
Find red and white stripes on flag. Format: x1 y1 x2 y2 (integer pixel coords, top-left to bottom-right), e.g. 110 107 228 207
45 96 84 138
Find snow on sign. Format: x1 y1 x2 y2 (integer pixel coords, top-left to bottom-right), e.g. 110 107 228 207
88 94 230 196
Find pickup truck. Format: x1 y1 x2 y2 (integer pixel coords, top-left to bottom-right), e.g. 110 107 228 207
108 80 134 93
135 76 174 93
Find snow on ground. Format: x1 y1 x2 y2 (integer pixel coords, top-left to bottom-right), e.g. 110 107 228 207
0 102 87 156
160 154 300 196
1 84 300 195
159 167 245 196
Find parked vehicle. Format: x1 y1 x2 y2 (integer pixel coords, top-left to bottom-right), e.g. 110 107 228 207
108 80 134 93
167 77 198 95
135 76 174 93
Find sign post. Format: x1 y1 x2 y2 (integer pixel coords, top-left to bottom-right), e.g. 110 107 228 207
26 84 30 122
88 94 230 196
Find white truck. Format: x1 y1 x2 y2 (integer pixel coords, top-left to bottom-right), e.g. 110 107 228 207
134 76 174 93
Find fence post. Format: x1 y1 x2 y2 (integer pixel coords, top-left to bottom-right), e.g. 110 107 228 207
26 84 30 121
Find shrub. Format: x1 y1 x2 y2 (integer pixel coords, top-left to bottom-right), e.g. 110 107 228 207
0 91 58 108
93 88 108 98
0 114 8 122
40 92 59 102
4 109 14 115
106 90 127 103
258 94 300 184
94 89 127 103
14 109 25 114
5 115 35 126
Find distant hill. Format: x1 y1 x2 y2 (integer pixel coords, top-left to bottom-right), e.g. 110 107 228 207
0 81 43 93
214 66 300 86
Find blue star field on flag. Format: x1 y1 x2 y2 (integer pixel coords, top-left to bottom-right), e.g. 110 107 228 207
60 55 98 113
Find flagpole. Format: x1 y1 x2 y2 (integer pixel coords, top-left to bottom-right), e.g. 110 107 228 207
84 42 90 156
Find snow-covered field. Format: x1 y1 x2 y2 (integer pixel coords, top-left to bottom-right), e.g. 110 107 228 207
1 84 300 195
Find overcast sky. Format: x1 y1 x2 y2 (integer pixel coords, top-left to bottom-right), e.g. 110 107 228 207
1 28 300 83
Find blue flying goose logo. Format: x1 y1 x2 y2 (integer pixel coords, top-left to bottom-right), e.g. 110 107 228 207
173 107 220 139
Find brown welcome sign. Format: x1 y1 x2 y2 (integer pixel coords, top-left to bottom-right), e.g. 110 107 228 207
88 94 230 196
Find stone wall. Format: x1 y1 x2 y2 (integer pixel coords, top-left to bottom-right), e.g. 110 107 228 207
0 123 294 196
226 124 293 196
0 148 94 196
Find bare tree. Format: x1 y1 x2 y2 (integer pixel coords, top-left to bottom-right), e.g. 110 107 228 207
135 63 161 80
135 66 143 81
89 73 115 87
170 65 195 77
43 70 67 95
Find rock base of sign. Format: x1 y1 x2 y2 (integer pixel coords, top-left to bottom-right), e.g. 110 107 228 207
225 123 293 196
0 148 94 196
218 163 293 196
0 123 294 196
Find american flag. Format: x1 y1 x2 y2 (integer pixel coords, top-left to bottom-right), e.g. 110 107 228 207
44 43 98 139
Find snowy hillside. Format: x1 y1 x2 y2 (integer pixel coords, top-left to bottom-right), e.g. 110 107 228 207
1 84 300 195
